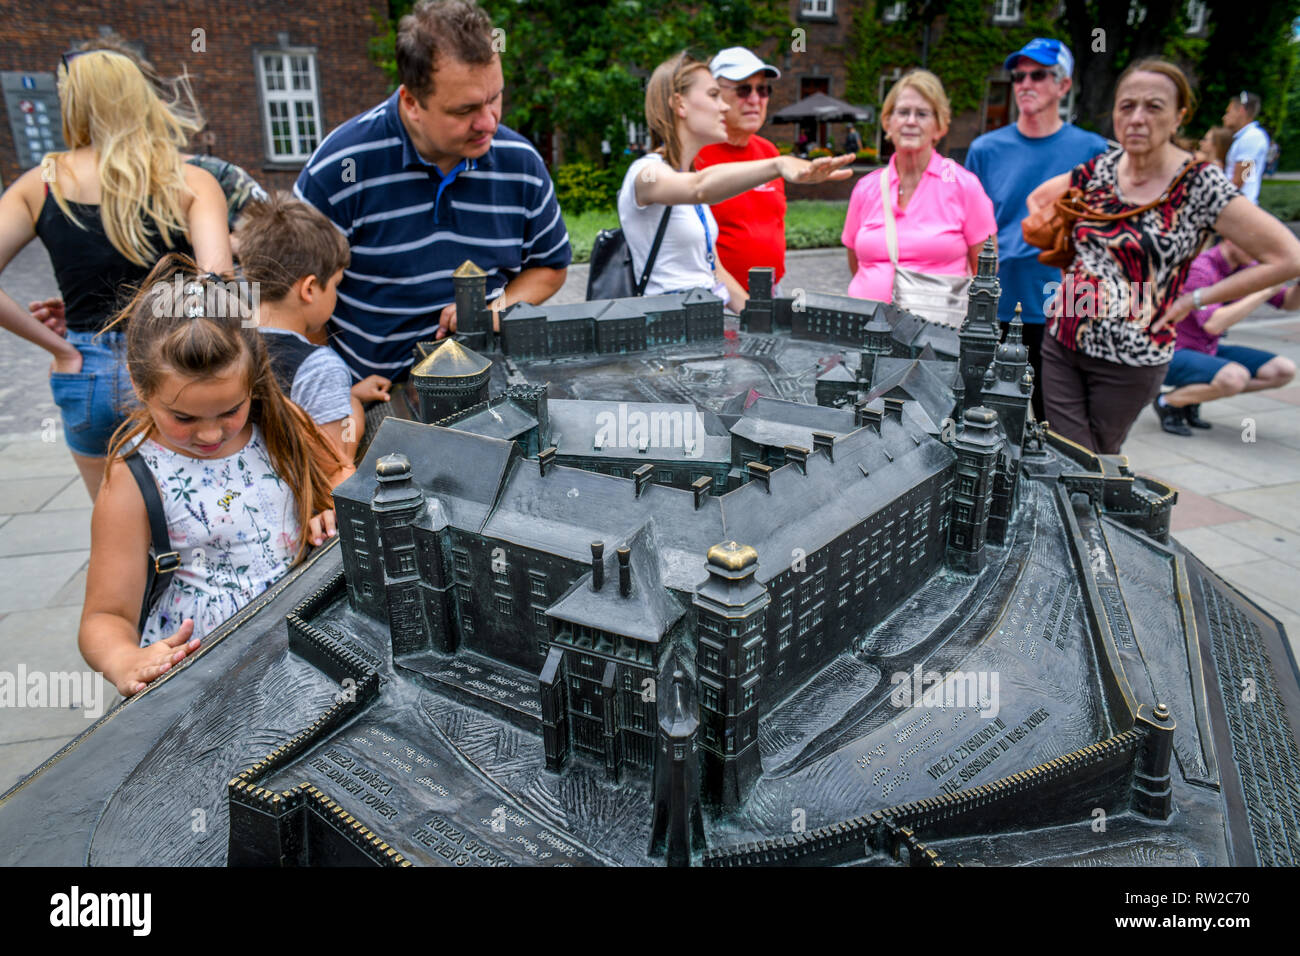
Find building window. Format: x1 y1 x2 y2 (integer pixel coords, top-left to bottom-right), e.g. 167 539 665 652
493 567 509 586
778 624 792 651
457 585 472 604
800 0 834 17
495 594 513 617
582 699 593 716
355 551 370 571
742 685 757 710
257 51 321 162
839 581 851 607
1185 0 1206 32
398 552 415 573
674 743 686 759
453 550 470 576
701 683 721 711
530 575 548 597
956 503 972 522
534 607 548 628
361 582 372 597
700 643 721 672
992 0 1021 22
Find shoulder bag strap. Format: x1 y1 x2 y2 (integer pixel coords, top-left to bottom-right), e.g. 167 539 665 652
1067 159 1196 223
125 450 180 634
880 165 900 269
635 205 674 296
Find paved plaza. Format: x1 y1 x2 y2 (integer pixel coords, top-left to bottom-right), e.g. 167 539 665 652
1 244 1297 792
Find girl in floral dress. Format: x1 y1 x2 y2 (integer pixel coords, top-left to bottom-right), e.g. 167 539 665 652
79 256 351 696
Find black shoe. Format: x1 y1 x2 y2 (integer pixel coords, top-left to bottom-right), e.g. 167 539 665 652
1154 397 1192 436
1184 404 1212 429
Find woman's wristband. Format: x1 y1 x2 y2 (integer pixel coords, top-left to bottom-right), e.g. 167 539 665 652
1191 288 1204 309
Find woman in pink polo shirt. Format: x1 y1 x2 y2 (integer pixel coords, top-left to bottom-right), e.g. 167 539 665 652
842 70 996 324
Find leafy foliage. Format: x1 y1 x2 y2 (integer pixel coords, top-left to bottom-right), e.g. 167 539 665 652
370 0 788 162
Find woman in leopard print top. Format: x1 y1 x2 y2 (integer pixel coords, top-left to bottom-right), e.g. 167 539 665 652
1027 59 1300 454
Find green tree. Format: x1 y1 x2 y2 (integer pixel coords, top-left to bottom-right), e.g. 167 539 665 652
370 0 788 163
1188 2 1300 146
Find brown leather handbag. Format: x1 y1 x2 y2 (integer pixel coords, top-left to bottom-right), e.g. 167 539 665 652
1022 161 1195 269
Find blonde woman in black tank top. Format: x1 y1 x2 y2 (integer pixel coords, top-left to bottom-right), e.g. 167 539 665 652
0 50 230 498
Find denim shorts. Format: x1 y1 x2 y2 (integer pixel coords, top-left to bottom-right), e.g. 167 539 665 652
48 330 136 457
1164 345 1277 389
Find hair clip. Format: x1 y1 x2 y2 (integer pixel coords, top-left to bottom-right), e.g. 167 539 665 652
202 271 224 284
1240 90 1250 105
182 280 205 318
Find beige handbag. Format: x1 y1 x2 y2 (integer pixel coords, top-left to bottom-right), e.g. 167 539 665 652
881 164 971 328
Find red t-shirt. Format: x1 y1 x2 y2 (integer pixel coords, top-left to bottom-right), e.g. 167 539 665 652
694 135 787 291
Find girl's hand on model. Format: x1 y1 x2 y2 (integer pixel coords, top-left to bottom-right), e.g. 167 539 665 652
110 619 199 696
308 508 338 547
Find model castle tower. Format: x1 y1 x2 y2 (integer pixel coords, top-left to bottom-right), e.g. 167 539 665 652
410 337 492 424
648 667 707 866
959 238 1001 405
858 310 895 390
452 259 491 349
742 267 774 333
946 407 1004 573
979 304 1033 451
370 454 431 655
692 541 770 806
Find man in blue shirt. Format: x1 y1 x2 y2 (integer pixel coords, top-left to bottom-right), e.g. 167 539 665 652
295 0 570 380
965 38 1108 421
1223 90 1270 204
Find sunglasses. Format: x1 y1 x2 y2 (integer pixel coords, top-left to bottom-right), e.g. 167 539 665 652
59 48 90 74
724 83 772 100
1010 68 1053 84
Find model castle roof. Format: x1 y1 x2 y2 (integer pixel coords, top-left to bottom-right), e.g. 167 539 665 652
342 404 953 596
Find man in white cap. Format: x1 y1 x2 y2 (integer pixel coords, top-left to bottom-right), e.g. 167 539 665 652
694 47 787 296
965 37 1108 422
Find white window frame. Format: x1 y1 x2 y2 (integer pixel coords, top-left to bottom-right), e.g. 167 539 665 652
993 0 1021 22
256 49 323 163
882 2 906 22
800 0 835 18
1185 0 1207 33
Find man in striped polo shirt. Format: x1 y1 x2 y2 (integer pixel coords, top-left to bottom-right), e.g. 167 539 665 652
295 0 570 380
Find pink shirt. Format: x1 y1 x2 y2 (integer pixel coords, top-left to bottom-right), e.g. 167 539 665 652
841 150 996 302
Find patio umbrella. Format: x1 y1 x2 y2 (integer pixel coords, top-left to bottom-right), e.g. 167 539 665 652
770 93 874 125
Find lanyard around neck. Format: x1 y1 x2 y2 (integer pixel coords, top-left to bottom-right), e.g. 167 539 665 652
692 204 715 265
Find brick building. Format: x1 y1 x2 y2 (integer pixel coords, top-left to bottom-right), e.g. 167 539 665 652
0 0 391 191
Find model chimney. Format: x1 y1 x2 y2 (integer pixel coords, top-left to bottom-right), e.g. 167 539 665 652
784 445 809 474
538 446 557 476
812 431 835 461
692 475 712 509
859 405 883 434
591 541 605 591
617 546 632 597
633 463 653 497
746 461 772 492
883 397 906 422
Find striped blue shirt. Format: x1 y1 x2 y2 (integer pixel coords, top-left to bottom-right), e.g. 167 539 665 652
295 92 571 379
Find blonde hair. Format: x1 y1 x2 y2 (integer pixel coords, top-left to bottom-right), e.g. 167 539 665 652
644 51 712 171
882 69 952 140
51 50 200 267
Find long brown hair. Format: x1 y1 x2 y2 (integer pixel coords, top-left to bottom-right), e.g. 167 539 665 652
644 51 711 171
103 254 343 562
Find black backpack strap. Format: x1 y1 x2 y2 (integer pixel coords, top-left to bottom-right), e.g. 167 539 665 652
635 205 674 296
125 451 180 634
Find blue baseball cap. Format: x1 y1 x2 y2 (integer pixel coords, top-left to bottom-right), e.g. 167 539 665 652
1004 38 1073 77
